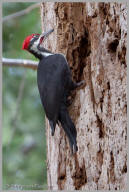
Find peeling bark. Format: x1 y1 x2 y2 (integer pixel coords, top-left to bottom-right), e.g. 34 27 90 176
40 2 127 190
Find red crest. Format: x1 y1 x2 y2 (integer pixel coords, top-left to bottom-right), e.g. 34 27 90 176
22 34 40 50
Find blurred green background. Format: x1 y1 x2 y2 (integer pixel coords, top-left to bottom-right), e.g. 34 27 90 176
3 2 47 190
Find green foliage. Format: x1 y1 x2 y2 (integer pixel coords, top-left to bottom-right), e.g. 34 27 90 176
3 2 47 190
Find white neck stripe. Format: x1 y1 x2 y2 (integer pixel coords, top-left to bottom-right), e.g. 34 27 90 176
30 39 53 58
41 52 53 57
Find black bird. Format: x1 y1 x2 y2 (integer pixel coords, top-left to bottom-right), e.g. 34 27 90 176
22 29 84 154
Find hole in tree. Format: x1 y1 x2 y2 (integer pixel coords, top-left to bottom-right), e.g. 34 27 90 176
108 39 119 53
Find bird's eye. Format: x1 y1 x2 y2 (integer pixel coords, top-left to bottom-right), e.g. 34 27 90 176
34 35 39 38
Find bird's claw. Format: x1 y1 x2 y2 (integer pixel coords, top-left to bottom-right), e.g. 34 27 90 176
76 80 85 87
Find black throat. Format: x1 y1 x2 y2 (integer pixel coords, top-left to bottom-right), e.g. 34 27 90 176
29 45 53 60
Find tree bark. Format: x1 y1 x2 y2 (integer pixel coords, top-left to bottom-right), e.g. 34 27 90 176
40 2 127 190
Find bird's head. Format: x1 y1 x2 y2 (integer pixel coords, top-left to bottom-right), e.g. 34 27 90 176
22 28 54 53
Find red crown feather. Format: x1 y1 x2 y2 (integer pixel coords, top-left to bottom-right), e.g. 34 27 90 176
22 33 40 50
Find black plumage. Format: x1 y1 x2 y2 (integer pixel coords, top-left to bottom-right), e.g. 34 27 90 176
37 54 80 153
22 29 84 154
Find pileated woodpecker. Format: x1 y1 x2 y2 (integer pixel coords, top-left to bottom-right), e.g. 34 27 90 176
22 29 84 154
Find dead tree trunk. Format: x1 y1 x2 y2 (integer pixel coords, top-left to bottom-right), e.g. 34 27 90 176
40 2 127 190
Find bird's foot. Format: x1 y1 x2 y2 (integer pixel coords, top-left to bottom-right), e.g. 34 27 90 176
76 80 85 88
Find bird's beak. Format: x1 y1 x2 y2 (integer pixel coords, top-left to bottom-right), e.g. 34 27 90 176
39 28 54 44
41 28 54 38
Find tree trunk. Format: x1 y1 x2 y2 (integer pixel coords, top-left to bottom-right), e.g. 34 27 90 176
40 2 127 190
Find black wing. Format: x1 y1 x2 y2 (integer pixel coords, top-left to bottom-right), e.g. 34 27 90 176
37 54 78 153
37 54 71 123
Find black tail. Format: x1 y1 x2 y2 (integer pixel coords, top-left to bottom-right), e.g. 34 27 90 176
49 120 56 136
59 104 78 154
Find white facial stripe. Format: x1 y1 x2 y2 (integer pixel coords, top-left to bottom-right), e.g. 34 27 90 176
30 38 53 57
31 38 40 50
42 52 53 57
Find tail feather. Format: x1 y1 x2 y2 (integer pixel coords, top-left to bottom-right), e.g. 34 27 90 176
59 105 78 154
49 120 56 136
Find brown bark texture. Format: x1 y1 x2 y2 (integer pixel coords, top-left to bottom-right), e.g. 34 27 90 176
40 2 127 190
